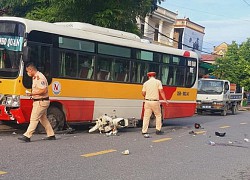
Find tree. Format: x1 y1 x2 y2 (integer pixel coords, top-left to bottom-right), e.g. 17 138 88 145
1 0 163 35
212 39 250 90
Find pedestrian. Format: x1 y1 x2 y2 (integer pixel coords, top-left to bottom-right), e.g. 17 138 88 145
142 72 168 137
18 62 56 142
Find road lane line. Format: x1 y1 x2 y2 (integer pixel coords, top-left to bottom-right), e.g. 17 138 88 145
81 149 117 157
219 126 230 129
0 171 7 175
240 122 247 125
153 138 172 143
194 130 207 134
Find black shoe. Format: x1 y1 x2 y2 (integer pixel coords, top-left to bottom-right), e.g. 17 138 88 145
18 135 30 142
156 130 164 135
44 135 56 140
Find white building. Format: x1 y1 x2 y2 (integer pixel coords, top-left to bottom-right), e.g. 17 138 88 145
137 6 178 47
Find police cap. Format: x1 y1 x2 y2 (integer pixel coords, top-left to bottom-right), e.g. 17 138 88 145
147 72 156 77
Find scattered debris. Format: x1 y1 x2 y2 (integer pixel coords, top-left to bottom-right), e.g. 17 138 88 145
122 150 130 155
12 132 17 135
244 138 249 142
215 132 226 137
208 141 215 146
189 131 197 135
194 123 201 129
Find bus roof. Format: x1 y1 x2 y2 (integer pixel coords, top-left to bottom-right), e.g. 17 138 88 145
54 22 141 42
0 16 198 58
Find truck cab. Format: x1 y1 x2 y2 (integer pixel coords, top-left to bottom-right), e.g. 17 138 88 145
196 78 242 116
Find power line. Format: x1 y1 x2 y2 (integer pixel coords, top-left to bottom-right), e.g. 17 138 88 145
243 0 250 6
164 2 250 22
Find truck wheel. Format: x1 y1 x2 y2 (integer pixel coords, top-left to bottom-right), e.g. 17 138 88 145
36 106 65 133
220 109 227 116
231 105 237 115
197 110 203 115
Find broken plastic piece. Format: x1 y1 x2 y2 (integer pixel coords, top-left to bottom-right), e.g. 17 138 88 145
209 141 215 146
194 123 201 129
122 150 129 155
215 132 226 137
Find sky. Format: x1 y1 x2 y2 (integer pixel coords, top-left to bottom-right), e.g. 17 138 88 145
161 0 250 53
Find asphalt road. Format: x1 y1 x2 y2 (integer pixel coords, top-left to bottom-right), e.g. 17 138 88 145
1 111 250 180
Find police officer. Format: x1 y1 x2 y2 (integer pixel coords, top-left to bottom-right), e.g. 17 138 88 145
142 72 168 137
18 62 55 142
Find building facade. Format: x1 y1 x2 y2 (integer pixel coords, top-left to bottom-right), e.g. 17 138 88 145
137 6 178 47
173 18 205 56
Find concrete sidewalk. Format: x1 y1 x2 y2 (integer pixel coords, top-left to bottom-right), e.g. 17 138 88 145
239 105 250 111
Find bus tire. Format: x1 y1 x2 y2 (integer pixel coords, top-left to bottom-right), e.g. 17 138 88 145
149 108 164 128
149 113 156 128
36 106 65 133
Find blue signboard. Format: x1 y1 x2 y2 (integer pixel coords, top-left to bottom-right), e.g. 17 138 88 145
0 35 23 51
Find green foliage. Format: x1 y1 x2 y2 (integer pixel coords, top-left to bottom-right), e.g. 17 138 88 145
1 0 163 35
212 39 250 91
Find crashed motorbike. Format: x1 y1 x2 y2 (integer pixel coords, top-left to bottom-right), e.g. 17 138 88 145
89 114 137 134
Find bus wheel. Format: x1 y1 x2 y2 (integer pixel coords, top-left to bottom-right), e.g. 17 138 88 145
149 113 156 128
149 108 164 128
36 106 65 133
47 107 65 131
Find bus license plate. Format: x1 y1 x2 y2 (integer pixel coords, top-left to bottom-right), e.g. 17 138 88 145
202 106 211 108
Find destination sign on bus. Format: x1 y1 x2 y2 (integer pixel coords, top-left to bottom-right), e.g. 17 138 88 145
0 35 23 51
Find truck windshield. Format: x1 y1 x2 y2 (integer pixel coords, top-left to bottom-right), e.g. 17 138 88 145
0 21 25 78
198 80 223 94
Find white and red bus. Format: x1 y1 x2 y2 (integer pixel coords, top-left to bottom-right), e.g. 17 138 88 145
0 17 199 131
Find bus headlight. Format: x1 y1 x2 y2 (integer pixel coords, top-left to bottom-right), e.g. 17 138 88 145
2 95 20 107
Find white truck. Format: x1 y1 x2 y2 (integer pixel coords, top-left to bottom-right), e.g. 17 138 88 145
196 78 243 116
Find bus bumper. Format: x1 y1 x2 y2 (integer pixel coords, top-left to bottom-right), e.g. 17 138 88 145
0 105 26 124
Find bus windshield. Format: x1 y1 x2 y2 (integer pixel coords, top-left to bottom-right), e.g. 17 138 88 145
0 49 21 78
0 21 25 78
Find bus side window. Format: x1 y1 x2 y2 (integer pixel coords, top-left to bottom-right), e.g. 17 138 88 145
96 56 112 81
161 65 169 85
78 54 95 79
87 57 95 79
97 70 109 80
113 59 129 82
79 67 89 78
